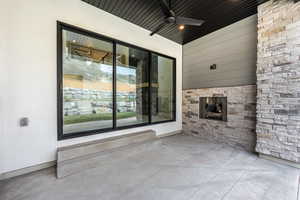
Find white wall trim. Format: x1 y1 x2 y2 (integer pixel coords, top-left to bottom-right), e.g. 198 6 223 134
0 161 56 181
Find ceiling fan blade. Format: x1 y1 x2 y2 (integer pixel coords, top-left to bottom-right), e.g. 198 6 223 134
150 22 167 36
158 0 172 17
176 16 205 26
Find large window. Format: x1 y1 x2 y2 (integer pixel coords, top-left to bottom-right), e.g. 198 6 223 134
151 54 176 123
60 29 114 135
116 44 149 127
57 22 176 140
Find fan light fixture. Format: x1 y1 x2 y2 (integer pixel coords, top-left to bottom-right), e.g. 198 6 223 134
179 25 185 30
150 0 204 36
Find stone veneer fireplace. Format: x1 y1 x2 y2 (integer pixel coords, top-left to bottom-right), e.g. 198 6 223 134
183 0 300 167
183 85 257 152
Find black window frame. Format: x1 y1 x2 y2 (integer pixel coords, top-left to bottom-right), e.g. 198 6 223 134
57 21 176 140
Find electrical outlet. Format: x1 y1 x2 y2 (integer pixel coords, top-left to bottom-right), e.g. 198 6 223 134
20 117 29 127
210 64 217 70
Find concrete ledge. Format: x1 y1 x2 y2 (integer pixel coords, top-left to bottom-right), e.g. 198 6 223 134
259 153 300 169
58 130 156 162
57 130 157 178
158 130 182 138
0 161 56 181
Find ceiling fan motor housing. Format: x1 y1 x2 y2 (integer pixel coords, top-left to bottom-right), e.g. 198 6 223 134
167 16 176 23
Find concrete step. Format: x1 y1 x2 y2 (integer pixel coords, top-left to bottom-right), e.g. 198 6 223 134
57 130 157 178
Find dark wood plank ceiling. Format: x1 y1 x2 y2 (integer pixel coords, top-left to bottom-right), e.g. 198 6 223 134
82 0 267 44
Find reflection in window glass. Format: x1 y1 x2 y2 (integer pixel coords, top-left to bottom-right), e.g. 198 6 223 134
151 54 175 122
62 30 113 134
116 45 149 127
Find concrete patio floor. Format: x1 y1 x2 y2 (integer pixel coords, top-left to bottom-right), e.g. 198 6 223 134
1 134 299 200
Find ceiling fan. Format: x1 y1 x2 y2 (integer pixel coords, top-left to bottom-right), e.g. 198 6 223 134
150 0 205 36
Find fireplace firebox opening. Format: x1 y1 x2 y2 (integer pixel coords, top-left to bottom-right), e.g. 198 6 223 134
199 97 227 121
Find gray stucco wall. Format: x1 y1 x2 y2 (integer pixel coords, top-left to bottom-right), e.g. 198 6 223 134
183 15 258 89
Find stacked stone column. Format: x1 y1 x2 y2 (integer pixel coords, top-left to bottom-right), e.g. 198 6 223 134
256 0 300 162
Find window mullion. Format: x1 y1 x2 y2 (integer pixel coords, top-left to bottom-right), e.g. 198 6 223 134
148 52 152 124
113 42 117 129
